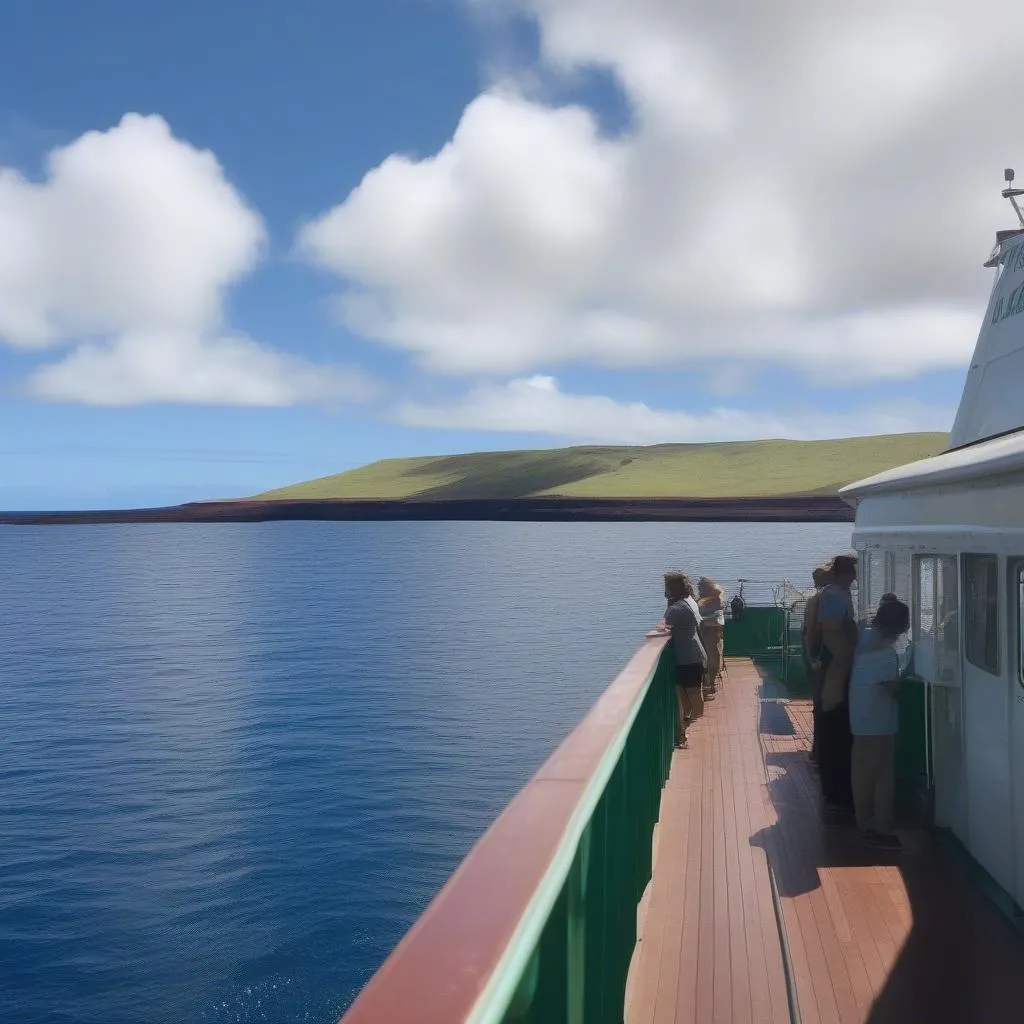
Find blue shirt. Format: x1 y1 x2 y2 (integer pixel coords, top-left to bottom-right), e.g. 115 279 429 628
818 583 855 625
849 627 901 735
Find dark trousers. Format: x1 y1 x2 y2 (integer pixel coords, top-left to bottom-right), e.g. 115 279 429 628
803 653 823 760
818 702 853 807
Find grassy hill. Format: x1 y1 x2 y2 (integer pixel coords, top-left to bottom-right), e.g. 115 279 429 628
252 433 948 501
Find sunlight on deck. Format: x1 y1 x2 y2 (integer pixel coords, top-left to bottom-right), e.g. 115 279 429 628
625 659 1024 1024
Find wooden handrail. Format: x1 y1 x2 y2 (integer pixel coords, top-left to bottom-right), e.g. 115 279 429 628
337 634 670 1024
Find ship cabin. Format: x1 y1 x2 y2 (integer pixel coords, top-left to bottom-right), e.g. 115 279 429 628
841 176 1024 912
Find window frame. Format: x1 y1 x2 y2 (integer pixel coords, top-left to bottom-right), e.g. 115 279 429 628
913 553 961 688
1016 562 1024 689
962 553 1000 677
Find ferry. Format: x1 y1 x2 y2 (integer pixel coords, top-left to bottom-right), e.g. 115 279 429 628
337 174 1024 1023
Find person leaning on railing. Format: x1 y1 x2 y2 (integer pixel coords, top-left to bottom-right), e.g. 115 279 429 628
662 571 708 750
697 576 726 700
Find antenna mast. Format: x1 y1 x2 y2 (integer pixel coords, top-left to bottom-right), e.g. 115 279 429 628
1003 168 1024 227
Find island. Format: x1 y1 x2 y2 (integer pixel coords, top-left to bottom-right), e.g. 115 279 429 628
0 433 948 525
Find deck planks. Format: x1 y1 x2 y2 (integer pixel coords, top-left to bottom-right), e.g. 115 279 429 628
627 658 1024 1024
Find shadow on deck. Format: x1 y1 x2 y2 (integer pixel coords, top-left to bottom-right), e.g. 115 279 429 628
628 658 1024 1024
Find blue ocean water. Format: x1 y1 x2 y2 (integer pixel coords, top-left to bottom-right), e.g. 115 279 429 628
0 521 850 1024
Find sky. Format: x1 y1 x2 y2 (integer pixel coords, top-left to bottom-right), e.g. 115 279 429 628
0 0 1018 509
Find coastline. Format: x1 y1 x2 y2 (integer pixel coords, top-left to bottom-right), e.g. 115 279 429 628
0 495 854 525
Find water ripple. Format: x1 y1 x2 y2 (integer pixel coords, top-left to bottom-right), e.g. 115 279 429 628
0 520 850 1023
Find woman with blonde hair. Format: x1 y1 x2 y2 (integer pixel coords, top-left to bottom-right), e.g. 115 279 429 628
697 577 726 699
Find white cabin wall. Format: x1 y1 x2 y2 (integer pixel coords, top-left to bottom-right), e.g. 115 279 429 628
855 513 1023 898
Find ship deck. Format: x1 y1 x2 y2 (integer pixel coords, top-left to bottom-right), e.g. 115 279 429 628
625 658 1024 1024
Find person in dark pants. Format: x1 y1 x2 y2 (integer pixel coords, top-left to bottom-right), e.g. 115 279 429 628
662 571 707 749
802 564 832 765
817 555 858 812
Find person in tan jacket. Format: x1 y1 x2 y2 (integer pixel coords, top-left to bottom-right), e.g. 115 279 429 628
697 577 726 700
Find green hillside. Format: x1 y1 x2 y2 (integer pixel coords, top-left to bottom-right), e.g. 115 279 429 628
252 433 948 501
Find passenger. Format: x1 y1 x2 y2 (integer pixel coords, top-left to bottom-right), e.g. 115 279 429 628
817 554 859 813
697 577 726 700
683 583 708 712
663 572 708 749
802 565 833 765
850 598 911 850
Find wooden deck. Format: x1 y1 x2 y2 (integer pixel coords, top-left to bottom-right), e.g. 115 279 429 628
626 658 1024 1024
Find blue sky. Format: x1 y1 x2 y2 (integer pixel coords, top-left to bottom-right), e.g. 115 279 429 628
0 0 1006 509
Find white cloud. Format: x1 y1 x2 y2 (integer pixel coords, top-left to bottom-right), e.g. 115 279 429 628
299 0 1017 382
395 375 954 444
1 114 369 406
26 330 379 407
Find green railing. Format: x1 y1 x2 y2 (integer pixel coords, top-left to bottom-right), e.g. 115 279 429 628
339 639 678 1024
497 646 676 1023
723 606 808 694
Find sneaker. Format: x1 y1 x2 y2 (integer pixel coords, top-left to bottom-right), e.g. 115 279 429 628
823 803 854 826
676 737 689 749
704 692 716 701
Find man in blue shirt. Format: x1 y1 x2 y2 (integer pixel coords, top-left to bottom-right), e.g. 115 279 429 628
802 564 832 764
850 598 911 849
817 554 858 811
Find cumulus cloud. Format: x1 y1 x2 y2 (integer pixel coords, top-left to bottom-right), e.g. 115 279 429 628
298 0 1016 382
1 114 370 406
394 375 954 444
26 330 379 407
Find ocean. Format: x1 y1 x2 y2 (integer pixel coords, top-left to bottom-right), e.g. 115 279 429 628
0 520 851 1024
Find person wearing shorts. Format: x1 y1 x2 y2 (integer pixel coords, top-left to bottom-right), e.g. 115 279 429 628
663 571 707 749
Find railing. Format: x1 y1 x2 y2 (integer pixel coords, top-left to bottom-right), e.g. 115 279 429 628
723 605 809 695
338 637 677 1024
338 592 926 1023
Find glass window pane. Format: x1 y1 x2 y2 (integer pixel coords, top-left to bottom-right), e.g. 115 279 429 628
914 556 937 682
1018 566 1024 688
866 549 887 614
891 550 912 606
914 555 961 686
964 554 999 675
936 556 960 685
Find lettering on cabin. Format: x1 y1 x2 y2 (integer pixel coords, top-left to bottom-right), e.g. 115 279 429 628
998 242 1024 274
991 285 1024 324
991 262 1024 324
989 242 1024 324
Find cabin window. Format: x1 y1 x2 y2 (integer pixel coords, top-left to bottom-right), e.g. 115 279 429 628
914 555 960 686
890 550 912 607
865 549 887 616
1018 566 1024 688
964 555 999 675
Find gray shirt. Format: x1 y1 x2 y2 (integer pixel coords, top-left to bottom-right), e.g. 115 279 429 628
665 598 707 666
